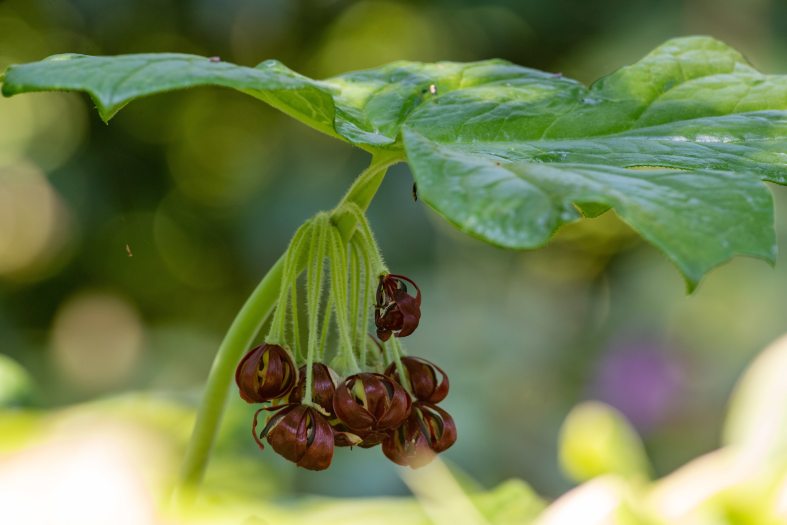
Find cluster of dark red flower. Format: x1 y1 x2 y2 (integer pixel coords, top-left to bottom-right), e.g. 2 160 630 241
235 274 456 470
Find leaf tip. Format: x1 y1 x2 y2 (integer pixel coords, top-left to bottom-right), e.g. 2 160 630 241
681 242 777 295
88 95 123 124
1 67 18 97
683 276 701 295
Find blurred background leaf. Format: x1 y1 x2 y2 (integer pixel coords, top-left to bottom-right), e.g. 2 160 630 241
0 353 36 408
723 333 787 465
559 401 651 483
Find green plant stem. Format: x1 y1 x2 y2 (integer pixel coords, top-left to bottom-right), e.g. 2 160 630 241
176 151 400 497
177 256 284 496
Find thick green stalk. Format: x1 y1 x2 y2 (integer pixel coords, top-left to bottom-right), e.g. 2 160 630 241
177 256 284 494
176 151 400 496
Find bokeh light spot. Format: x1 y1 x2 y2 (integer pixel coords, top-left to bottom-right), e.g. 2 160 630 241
165 93 276 208
0 163 74 280
310 1 452 76
51 291 144 391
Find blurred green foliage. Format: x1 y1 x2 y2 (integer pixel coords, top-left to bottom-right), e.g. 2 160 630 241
559 401 651 483
3 331 787 524
0 0 786 506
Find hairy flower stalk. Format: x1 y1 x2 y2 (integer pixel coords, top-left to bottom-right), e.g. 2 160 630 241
234 201 455 470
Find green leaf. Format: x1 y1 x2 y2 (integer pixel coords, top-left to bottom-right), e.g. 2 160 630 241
1 53 341 139
0 52 508 149
400 36 785 289
0 52 448 150
322 60 522 147
403 130 775 288
471 479 545 523
2 37 785 287
0 354 36 408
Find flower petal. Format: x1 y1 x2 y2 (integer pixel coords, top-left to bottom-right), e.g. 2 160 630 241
297 409 334 471
333 378 376 432
382 419 432 468
377 383 412 430
290 363 338 416
334 373 411 435
267 404 309 463
420 403 457 453
386 357 449 404
236 346 265 403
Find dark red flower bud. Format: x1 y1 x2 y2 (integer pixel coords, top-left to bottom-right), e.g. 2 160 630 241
253 404 334 471
289 363 339 417
235 343 298 403
375 274 421 341
333 373 412 437
382 402 457 468
385 356 449 404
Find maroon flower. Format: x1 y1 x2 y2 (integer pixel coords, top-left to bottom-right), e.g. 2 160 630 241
333 373 412 437
382 402 457 468
253 403 334 471
375 274 421 341
289 363 339 417
235 343 298 403
385 356 449 404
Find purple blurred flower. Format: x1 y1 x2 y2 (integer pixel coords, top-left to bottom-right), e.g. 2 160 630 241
590 341 685 432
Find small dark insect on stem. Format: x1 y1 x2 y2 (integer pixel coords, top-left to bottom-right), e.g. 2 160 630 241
412 182 418 201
